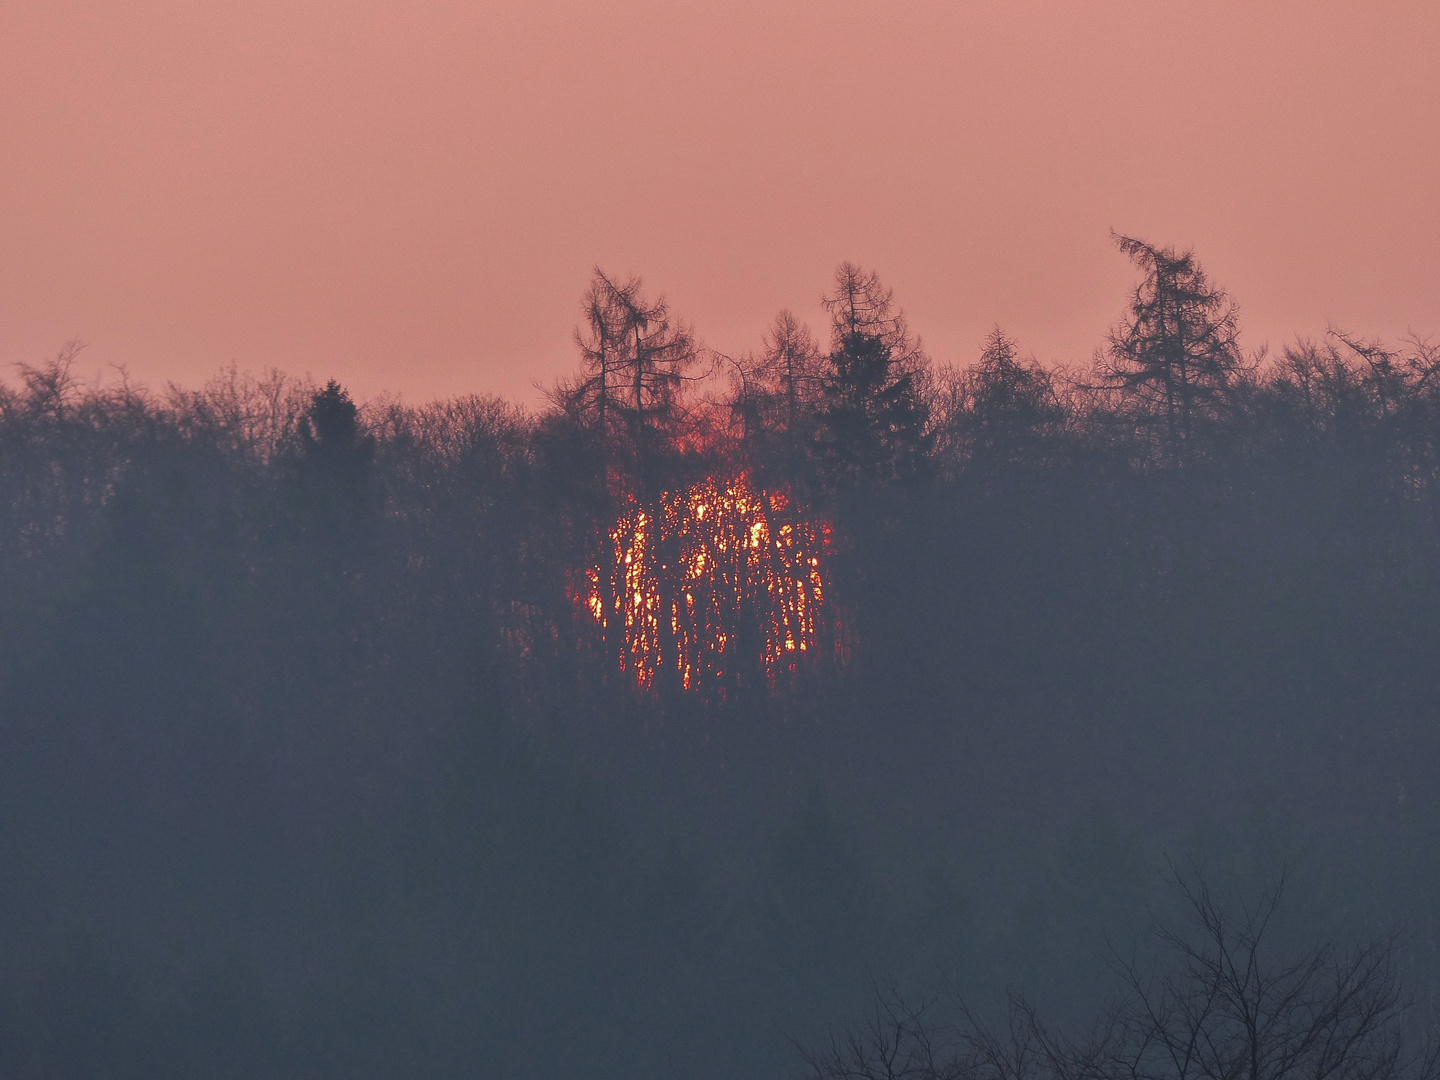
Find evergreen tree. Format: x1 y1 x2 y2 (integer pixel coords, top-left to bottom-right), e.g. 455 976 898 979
293 379 377 564
812 263 930 489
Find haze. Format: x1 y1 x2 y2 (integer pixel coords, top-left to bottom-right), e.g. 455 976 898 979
2 0 1435 402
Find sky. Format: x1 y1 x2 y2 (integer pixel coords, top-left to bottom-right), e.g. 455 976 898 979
1 0 1436 406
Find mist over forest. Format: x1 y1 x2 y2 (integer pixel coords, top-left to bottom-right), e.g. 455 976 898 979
3 238 1440 1078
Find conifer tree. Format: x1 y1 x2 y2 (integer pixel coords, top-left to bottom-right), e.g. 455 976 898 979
812 263 930 489
557 269 697 494
1103 233 1242 464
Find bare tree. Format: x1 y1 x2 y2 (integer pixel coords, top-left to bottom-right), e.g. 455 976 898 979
822 263 928 377
167 363 314 466
798 981 967 1080
726 310 825 479
553 268 698 489
12 339 86 423
1102 868 1434 1080
800 870 1437 1080
1102 234 1243 465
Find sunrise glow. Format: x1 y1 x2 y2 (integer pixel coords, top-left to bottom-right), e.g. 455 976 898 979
579 473 842 692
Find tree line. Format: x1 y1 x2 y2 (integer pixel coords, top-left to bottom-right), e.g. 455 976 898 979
9 233 1438 710
1 236 1439 1077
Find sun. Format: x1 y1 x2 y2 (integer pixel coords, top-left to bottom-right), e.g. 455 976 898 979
576 472 844 693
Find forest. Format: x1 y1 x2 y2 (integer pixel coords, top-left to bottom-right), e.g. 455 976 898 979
2 236 1439 1078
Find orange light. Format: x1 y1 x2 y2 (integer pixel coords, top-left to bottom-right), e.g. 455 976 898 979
575 472 843 693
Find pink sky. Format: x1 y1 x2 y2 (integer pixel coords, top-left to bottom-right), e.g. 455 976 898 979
2 0 1436 405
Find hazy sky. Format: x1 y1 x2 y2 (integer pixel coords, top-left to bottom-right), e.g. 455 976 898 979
2 0 1436 404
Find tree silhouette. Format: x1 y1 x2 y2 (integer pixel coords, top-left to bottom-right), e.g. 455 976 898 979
554 269 697 494
813 263 930 489
293 379 377 561
301 380 366 458
726 311 824 485
940 328 1064 471
1103 233 1243 465
802 869 1438 1080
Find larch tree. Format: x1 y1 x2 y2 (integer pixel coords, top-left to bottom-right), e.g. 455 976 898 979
1103 233 1243 465
558 269 698 493
730 310 825 483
